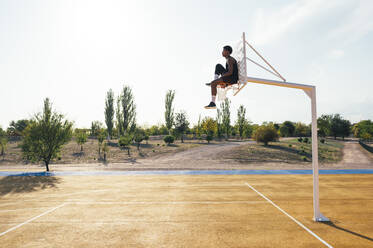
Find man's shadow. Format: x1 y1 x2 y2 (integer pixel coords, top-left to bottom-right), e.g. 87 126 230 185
322 220 373 242
0 175 61 196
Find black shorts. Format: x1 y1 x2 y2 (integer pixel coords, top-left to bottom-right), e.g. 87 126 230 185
221 75 238 85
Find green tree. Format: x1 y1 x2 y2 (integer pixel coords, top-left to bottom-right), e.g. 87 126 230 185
102 142 109 161
75 131 88 152
353 120 373 139
0 137 7 160
163 135 175 145
294 122 309 137
253 124 279 146
97 130 106 157
279 121 295 137
216 109 224 139
202 117 217 144
165 90 175 133
236 105 247 139
174 111 189 143
330 114 351 140
105 89 115 140
317 115 332 137
0 126 6 139
243 122 253 138
118 134 133 155
91 121 104 137
116 96 123 137
196 115 203 140
148 125 160 135
220 98 231 140
340 119 351 140
134 129 145 150
119 86 136 136
21 98 73 171
7 119 31 136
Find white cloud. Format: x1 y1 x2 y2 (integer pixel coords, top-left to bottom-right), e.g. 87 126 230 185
248 0 341 45
328 49 345 59
328 1 373 45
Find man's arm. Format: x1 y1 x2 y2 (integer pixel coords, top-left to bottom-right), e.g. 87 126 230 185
222 57 234 77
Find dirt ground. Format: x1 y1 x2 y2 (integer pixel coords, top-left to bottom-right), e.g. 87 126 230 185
0 138 205 166
1 139 371 172
0 174 372 247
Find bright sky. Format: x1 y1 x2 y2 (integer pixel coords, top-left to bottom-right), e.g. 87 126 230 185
1 0 372 129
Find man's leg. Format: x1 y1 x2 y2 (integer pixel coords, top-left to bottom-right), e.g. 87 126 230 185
215 64 226 78
204 64 227 109
205 78 226 109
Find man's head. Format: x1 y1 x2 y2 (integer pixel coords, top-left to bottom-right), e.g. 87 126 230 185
222 45 232 57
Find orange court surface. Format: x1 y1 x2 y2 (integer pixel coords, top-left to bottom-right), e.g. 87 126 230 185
0 172 372 248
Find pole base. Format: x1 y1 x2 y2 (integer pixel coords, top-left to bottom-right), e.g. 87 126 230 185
313 213 330 222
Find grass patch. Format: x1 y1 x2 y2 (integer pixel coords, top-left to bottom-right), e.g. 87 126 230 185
221 138 343 164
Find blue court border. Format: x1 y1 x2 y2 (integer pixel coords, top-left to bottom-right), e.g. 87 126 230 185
1 169 373 177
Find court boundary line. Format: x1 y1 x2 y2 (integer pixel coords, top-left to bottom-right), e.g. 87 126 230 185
245 183 333 248
0 203 68 238
1 169 373 177
68 200 266 205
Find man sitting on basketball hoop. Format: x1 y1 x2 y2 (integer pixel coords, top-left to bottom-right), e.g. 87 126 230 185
205 45 239 109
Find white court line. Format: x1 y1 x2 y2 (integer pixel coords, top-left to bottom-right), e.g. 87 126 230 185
68 201 264 205
0 203 67 238
245 183 333 248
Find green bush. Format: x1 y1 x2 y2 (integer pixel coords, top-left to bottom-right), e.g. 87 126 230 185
288 144 292 148
206 134 213 144
253 125 279 146
320 138 325 144
298 137 303 143
303 137 309 143
163 135 175 145
144 134 149 144
134 132 144 150
118 135 133 155
75 132 88 152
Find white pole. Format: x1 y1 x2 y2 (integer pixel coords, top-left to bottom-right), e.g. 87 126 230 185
242 32 248 83
311 87 329 222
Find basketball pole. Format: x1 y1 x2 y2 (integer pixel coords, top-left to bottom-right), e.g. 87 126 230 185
240 32 329 222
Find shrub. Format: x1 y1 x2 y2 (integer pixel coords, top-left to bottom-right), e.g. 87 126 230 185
118 135 132 155
144 134 149 144
134 132 144 150
320 138 325 144
298 137 303 143
288 144 292 148
206 134 213 144
163 135 175 145
301 156 307 161
102 142 109 161
76 132 88 152
303 137 309 143
253 125 279 146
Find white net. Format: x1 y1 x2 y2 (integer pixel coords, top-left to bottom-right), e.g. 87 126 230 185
233 36 247 85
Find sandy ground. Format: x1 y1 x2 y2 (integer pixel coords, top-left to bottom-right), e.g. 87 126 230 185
339 141 373 166
2 140 372 172
0 174 372 247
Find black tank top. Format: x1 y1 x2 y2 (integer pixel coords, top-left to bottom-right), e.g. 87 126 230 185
225 57 239 83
